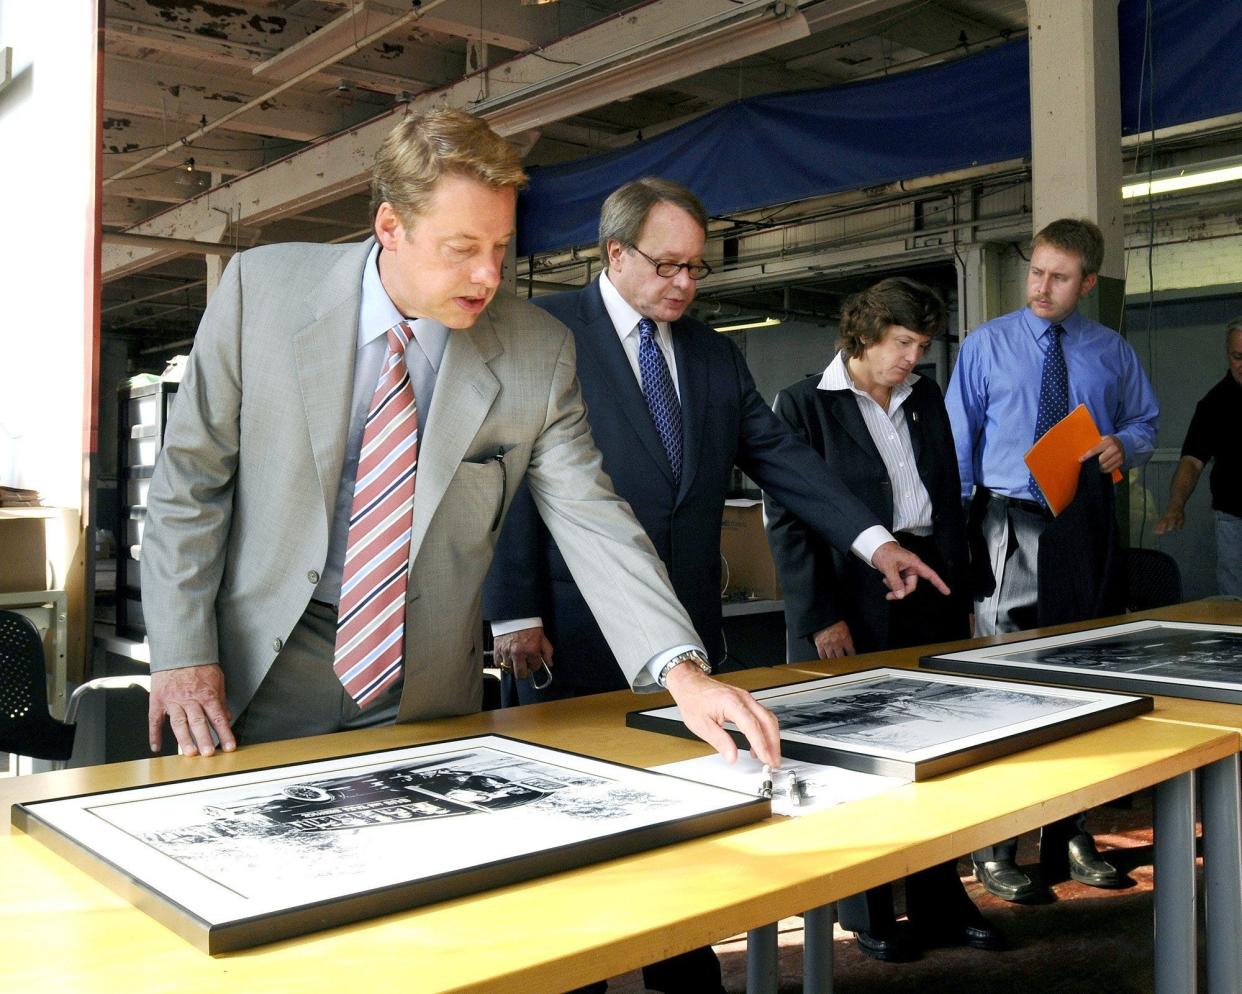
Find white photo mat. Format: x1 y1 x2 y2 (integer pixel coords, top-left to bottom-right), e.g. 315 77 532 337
13 734 768 953
921 620 1242 704
628 668 1151 779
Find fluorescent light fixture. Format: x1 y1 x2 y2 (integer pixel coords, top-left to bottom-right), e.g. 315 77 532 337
477 6 810 135
1122 162 1242 199
715 317 782 332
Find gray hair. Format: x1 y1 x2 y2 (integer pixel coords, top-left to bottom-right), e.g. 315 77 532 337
598 177 708 263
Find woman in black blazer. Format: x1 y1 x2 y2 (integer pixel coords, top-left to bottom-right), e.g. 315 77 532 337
764 277 998 962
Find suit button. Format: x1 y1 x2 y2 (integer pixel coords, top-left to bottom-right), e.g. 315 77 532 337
307 569 320 584
272 637 283 653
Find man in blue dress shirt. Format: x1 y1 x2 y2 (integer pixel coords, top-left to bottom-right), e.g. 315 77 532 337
946 217 1159 902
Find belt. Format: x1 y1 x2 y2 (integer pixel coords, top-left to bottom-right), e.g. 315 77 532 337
988 492 1052 520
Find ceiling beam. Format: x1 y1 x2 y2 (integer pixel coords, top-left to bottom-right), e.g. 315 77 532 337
100 0 873 279
104 54 379 142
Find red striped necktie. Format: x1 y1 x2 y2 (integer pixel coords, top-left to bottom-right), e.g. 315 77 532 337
333 321 420 706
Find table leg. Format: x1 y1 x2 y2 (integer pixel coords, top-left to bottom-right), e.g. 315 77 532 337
802 903 835 994
1201 754 1242 994
746 922 779 994
1154 770 1197 994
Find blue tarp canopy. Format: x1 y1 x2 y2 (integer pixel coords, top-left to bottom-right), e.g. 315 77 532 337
517 0 1242 256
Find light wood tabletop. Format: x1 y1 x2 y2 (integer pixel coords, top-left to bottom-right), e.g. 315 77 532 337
1 659 1236 993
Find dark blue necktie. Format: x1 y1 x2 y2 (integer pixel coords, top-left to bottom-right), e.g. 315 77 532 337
637 317 683 484
1028 323 1068 507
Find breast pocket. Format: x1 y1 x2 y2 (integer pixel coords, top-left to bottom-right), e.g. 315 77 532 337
445 456 508 535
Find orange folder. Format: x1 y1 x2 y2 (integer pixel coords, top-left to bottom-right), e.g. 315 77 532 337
1023 404 1123 516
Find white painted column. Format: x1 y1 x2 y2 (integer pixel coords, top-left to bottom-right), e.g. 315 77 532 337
1026 0 1125 314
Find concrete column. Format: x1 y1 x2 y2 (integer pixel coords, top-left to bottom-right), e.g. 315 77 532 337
203 194 229 300
1026 0 1125 329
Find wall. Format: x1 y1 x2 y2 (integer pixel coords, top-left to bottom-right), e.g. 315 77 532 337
0 2 101 685
0 3 99 509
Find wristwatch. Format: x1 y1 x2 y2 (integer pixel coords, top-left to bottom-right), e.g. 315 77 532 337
656 650 712 688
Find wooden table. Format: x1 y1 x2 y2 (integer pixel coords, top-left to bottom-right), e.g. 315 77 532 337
786 597 1242 994
1 663 1236 994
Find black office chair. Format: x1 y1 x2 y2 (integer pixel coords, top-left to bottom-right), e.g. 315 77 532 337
1123 548 1184 612
0 609 149 765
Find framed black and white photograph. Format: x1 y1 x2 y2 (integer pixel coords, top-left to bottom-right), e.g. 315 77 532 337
628 668 1151 779
11 735 768 954
922 619 1242 704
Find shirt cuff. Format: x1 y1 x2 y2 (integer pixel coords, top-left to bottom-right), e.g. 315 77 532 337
851 525 896 566
641 643 706 689
490 617 543 637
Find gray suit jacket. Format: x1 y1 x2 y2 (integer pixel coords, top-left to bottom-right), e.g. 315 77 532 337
142 239 697 723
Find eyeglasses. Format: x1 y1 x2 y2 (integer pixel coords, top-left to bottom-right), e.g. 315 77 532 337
629 244 713 280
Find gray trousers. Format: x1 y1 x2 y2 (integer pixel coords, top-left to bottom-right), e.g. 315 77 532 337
232 600 402 746
971 496 1088 862
973 497 1048 637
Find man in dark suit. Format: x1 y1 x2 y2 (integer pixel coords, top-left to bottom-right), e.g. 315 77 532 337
483 178 948 993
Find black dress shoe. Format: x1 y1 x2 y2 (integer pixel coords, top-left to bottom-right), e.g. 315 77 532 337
915 914 1005 952
972 858 1047 903
1065 832 1130 888
853 924 920 963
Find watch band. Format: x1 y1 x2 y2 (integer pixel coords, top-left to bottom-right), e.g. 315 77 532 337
656 650 712 688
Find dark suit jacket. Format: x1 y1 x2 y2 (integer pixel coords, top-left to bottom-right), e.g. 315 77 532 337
1037 457 1125 626
764 372 971 659
482 280 878 690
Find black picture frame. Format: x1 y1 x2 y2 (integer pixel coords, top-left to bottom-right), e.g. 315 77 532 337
921 619 1242 704
12 734 768 954
628 668 1151 780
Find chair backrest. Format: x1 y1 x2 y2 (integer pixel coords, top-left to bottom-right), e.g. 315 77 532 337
1124 548 1184 612
0 610 75 761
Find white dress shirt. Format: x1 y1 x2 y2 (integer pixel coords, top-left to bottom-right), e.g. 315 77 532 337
819 351 934 535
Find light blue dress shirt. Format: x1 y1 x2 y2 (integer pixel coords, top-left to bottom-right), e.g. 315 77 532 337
945 306 1159 500
312 243 449 605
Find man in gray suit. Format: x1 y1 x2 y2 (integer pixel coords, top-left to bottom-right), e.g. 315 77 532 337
141 108 780 763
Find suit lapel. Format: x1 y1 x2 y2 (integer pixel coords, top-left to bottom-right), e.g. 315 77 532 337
292 241 370 529
823 387 882 463
407 314 501 560
575 284 677 488
907 384 933 481
672 317 706 500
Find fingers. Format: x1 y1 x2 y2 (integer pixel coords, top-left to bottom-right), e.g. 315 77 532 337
148 699 168 753
916 561 951 596
733 699 781 767
493 629 551 679
148 665 234 757
668 670 782 768
685 715 739 765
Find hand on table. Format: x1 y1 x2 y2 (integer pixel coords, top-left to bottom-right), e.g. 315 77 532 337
664 662 781 767
148 663 235 756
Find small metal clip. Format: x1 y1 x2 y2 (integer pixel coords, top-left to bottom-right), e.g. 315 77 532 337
528 658 553 691
758 763 774 799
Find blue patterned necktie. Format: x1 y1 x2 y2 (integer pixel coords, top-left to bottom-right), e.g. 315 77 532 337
637 317 683 484
1028 323 1068 508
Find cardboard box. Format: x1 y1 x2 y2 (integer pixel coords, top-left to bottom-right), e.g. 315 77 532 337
0 507 79 593
0 507 85 685
720 499 782 601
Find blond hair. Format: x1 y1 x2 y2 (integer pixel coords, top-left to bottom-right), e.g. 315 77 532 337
370 108 527 222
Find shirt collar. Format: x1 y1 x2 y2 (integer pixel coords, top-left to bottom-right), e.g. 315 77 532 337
360 241 450 370
1022 306 1085 342
818 349 919 406
599 271 670 343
